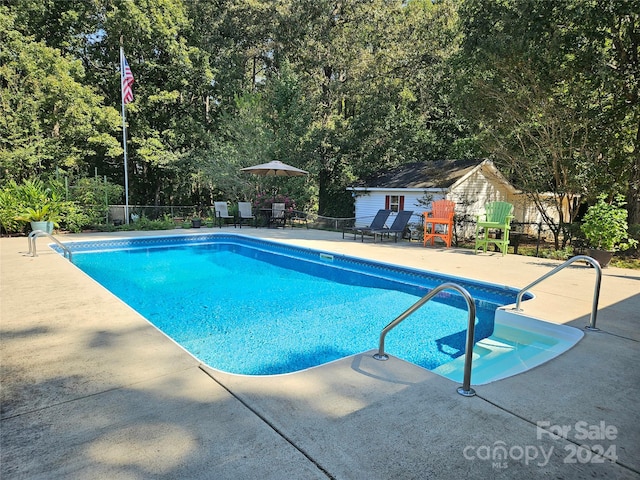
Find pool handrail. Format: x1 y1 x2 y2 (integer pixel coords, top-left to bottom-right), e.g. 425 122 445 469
373 282 477 397
513 255 601 331
28 230 72 261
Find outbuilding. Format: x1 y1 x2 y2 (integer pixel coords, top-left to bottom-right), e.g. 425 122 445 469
347 159 570 238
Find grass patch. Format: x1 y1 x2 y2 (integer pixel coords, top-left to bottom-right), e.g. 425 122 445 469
610 256 640 269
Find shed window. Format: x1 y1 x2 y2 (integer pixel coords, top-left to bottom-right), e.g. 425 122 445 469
385 195 405 212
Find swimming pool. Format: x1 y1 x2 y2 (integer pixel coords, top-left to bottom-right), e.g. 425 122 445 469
59 233 582 384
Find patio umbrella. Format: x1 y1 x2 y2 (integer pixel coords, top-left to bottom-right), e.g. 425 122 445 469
241 161 307 226
241 160 308 177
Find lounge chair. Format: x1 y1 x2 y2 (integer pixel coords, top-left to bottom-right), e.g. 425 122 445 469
270 202 286 228
343 209 392 241
371 210 414 243
423 200 456 248
214 201 236 228
237 202 256 228
475 201 514 255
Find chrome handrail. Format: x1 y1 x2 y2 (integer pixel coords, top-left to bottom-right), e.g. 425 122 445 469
28 230 72 261
373 282 477 397
513 255 601 331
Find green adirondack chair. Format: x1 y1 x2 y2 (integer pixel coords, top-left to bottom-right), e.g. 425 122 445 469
475 201 514 255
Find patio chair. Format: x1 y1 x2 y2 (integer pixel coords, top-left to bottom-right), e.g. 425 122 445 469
370 210 414 243
289 210 309 229
342 209 392 241
237 202 256 228
423 200 456 248
214 201 236 228
270 202 287 228
475 201 514 255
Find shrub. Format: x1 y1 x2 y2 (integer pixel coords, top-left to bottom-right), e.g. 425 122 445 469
580 194 638 252
0 183 22 233
252 193 295 211
1 179 63 233
117 216 175 231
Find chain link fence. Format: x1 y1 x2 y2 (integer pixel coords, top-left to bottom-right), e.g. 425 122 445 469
109 205 559 255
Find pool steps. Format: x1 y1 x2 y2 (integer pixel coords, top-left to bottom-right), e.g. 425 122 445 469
433 308 584 385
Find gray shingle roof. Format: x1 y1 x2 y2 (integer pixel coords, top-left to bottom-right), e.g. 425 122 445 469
354 159 485 189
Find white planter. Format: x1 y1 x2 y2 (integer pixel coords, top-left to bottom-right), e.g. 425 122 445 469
30 221 53 234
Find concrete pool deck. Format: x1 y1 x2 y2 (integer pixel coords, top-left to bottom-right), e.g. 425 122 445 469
1 228 638 479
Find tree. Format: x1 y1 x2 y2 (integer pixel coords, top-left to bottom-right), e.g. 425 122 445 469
456 0 640 245
456 56 595 248
0 6 121 181
61 0 218 207
581 2 640 225
1 0 479 217
203 92 275 203
270 0 469 216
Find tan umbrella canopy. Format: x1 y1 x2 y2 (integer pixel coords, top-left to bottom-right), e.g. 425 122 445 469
241 160 308 177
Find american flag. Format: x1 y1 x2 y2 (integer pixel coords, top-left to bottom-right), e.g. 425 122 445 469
121 53 134 104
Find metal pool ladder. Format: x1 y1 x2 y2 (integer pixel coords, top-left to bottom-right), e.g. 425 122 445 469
28 230 73 261
512 255 602 331
373 282 477 397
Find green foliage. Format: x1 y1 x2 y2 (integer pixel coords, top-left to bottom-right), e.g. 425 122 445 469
252 194 296 211
67 177 123 229
16 204 56 223
59 202 91 233
112 215 175 231
456 0 639 230
1 0 475 217
0 176 126 233
94 0 216 207
134 216 176 231
610 257 640 270
2 178 63 232
0 6 121 181
581 195 638 252
541 247 573 261
0 185 22 233
235 0 469 215
3 0 636 229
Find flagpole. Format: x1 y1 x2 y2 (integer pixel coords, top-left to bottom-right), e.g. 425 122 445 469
119 44 130 224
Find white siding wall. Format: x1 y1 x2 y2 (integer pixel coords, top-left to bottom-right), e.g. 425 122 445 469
446 168 514 238
353 194 383 225
511 194 572 236
513 196 544 234
353 190 436 229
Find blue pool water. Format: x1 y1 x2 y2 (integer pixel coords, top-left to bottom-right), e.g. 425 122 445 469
67 234 525 375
